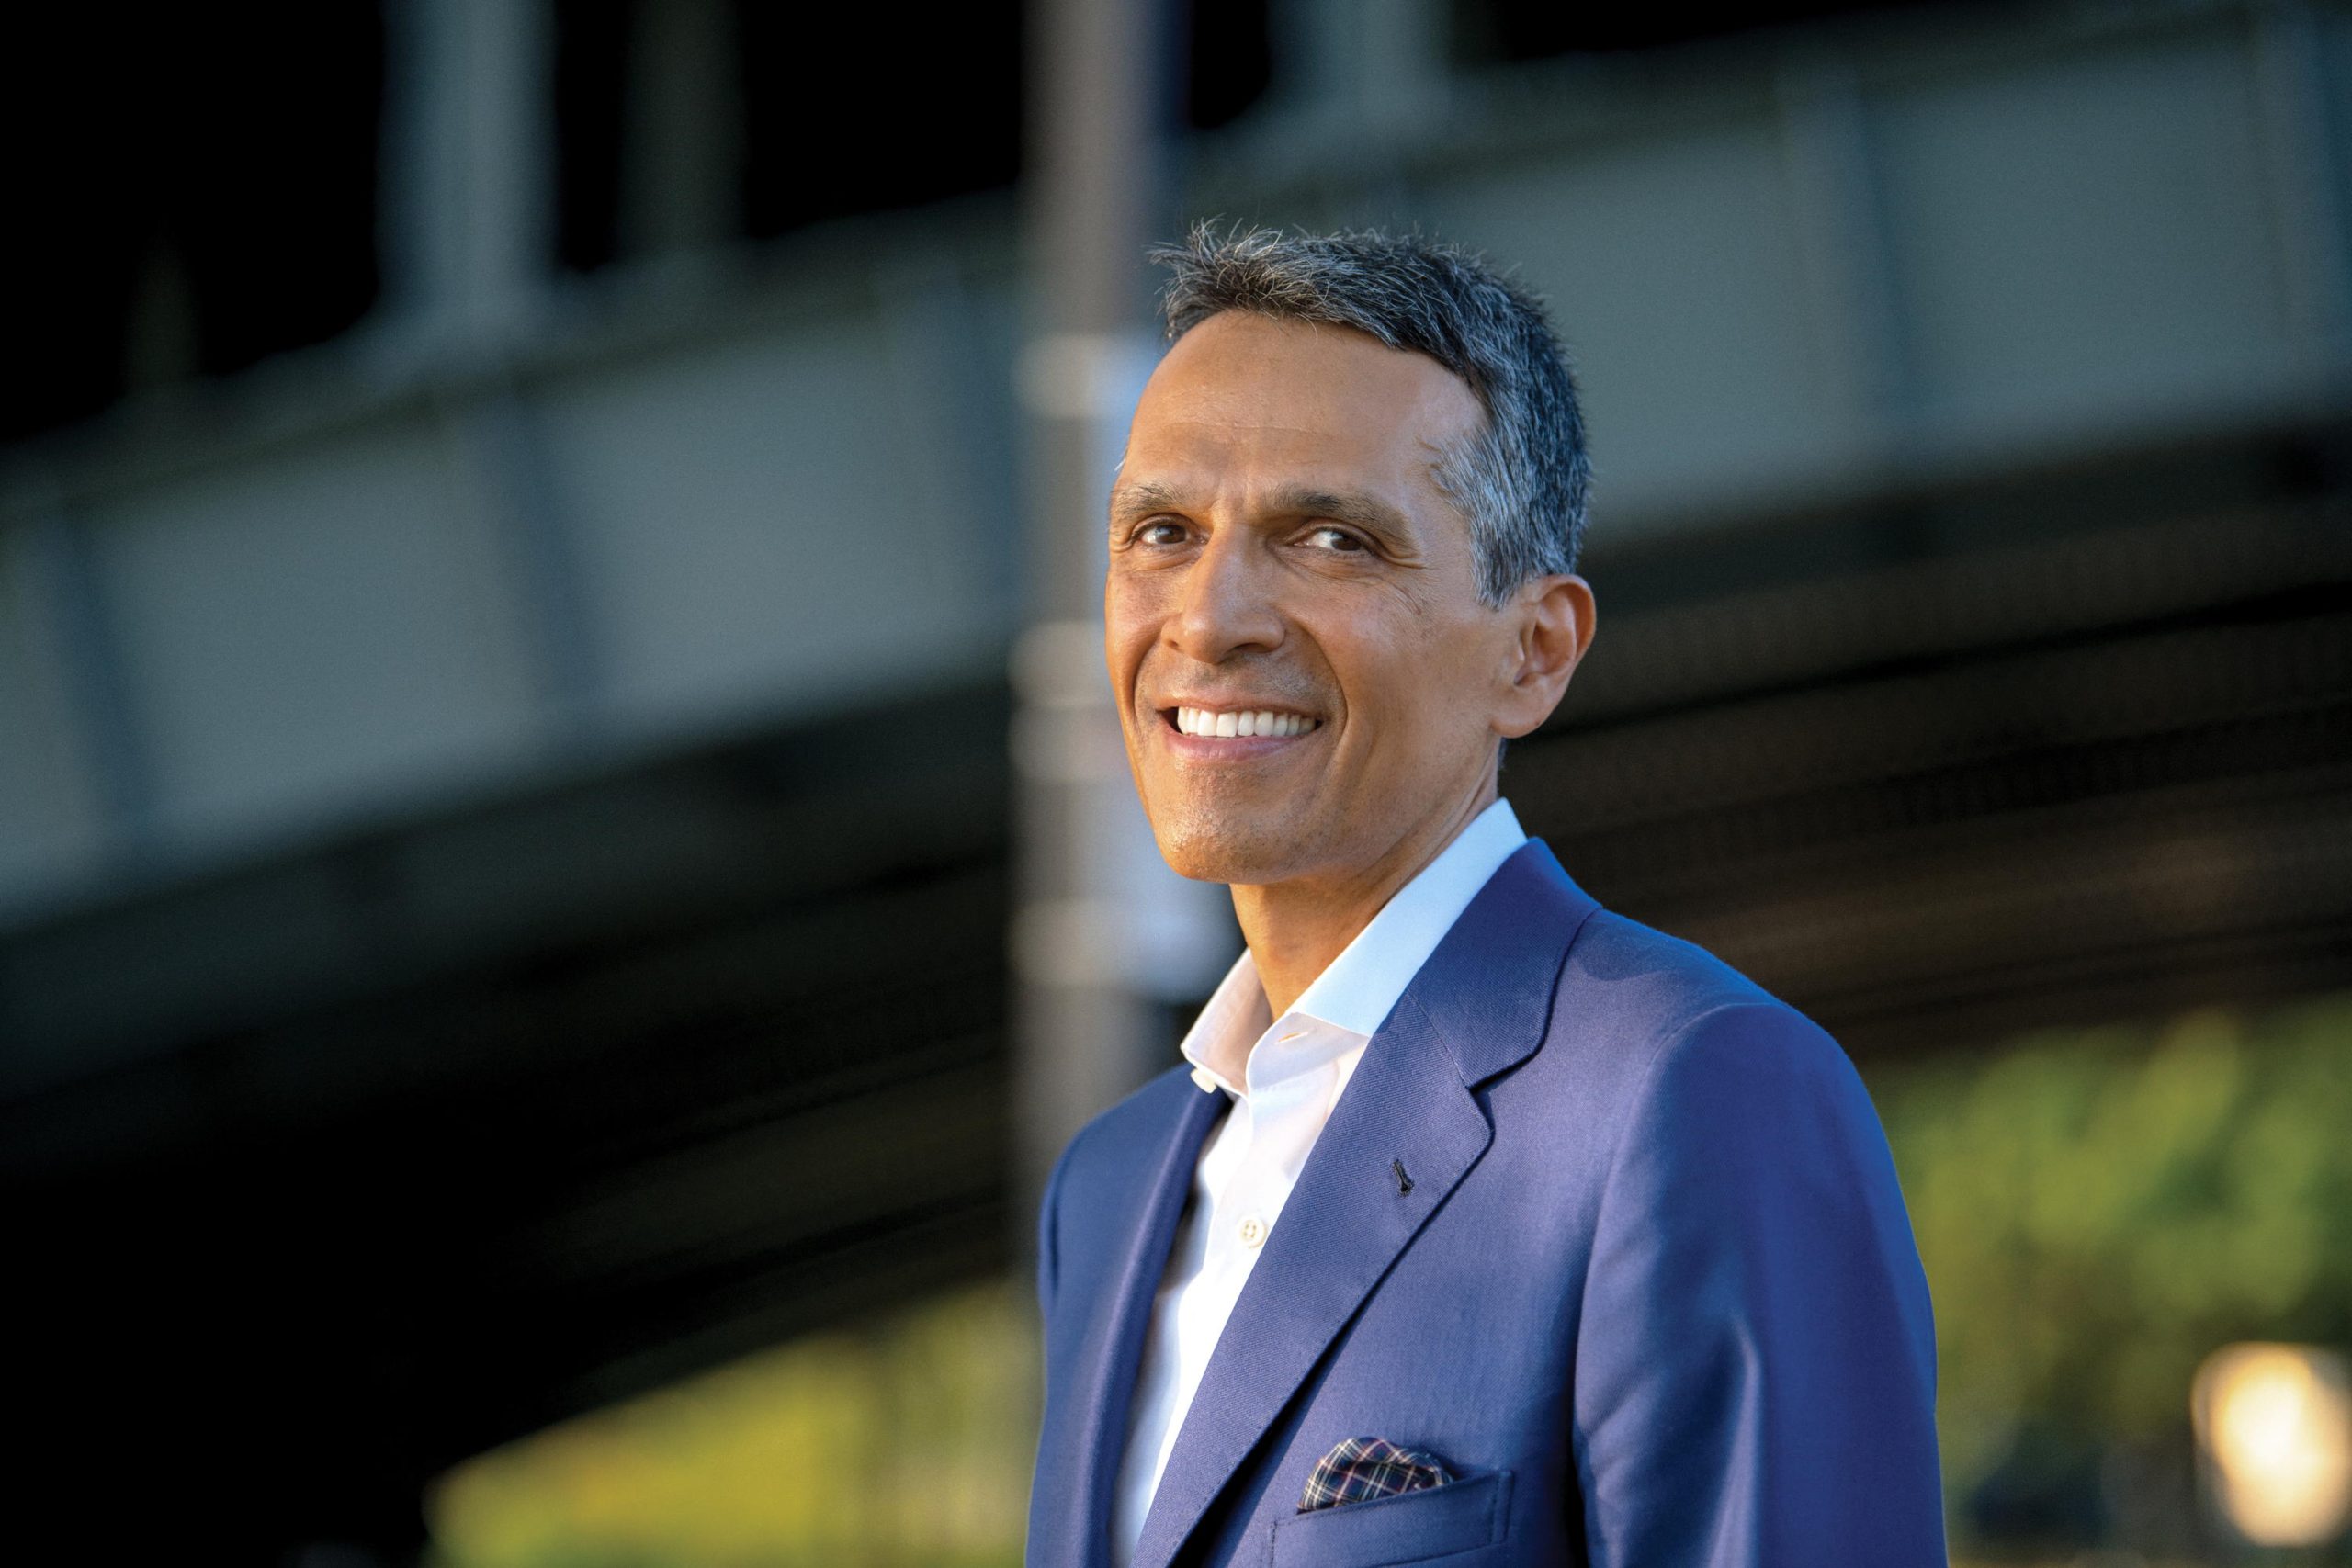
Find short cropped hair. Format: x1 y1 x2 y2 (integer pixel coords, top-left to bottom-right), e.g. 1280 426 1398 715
1151 223 1591 604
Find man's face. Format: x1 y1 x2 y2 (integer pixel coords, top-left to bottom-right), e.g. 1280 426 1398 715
1106 311 1534 889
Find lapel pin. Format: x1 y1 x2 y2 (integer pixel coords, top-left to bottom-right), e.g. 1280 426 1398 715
1392 1158 1414 1196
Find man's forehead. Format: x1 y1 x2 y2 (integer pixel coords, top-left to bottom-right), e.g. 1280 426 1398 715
1114 423 1458 514
1163 309 1408 366
1140 311 1482 428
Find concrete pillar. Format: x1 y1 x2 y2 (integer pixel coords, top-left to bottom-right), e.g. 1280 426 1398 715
620 0 742 264
378 0 556 345
1014 0 1227 1214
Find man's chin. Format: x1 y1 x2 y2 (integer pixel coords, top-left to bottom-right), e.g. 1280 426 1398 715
1148 814 1314 887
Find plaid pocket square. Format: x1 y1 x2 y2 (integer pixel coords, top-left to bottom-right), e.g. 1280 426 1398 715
1298 1436 1457 1512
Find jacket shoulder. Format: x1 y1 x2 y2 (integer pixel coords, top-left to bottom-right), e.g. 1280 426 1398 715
1555 905 1809 1047
1521 905 1865 1152
1050 1061 1200 1187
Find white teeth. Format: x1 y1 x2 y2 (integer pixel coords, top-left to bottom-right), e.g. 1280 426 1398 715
1172 706 1317 738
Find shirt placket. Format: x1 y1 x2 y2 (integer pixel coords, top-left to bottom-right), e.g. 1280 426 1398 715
1227 1055 1326 1257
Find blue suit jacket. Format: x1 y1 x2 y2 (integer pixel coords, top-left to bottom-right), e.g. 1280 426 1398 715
1026 840 1944 1567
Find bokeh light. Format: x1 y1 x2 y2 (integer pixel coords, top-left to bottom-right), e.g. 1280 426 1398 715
2194 1342 2352 1549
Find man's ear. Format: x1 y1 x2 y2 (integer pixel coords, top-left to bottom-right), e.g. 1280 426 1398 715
1495 574 1596 739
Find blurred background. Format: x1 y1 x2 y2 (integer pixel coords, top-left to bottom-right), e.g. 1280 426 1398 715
4 0 2349 1563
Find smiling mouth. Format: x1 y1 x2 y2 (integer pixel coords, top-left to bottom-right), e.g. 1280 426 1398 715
1162 705 1322 739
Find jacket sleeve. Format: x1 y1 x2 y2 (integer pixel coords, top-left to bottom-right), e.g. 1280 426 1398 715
1571 1001 1946 1566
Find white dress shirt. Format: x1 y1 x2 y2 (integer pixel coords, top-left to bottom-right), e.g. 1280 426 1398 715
1109 798 1529 1562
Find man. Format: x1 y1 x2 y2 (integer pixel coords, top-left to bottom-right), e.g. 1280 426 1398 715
1025 226 1943 1567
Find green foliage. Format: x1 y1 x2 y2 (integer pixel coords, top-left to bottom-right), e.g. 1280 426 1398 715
428 1279 1039 1568
1866 996 2352 1502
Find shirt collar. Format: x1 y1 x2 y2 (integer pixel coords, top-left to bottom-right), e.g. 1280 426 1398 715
1179 797 1529 1096
1178 952 1272 1097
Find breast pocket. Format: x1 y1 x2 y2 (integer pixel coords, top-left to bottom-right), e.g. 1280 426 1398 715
1267 1469 1513 1567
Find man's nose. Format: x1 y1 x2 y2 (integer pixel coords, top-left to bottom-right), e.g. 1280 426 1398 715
1167 530 1284 665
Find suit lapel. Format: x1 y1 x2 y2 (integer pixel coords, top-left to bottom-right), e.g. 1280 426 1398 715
1126 840 1600 1568
1125 1000 1490 1568
1046 1076 1227 1568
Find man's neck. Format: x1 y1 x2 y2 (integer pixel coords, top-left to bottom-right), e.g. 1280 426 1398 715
1232 777 1499 1020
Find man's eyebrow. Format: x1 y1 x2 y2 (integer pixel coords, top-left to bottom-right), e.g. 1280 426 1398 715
1109 480 1190 521
1267 486 1414 542
1107 480 1416 544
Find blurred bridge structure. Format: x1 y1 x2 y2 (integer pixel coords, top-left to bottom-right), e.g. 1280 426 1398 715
3 0 2348 1557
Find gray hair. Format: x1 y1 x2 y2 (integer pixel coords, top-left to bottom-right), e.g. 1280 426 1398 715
1151 223 1591 605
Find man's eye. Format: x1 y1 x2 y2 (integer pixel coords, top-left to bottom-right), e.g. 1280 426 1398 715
1136 520 1189 547
1306 526 1366 553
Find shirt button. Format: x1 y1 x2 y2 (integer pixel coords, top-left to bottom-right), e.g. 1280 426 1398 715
1238 1214 1268 1249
